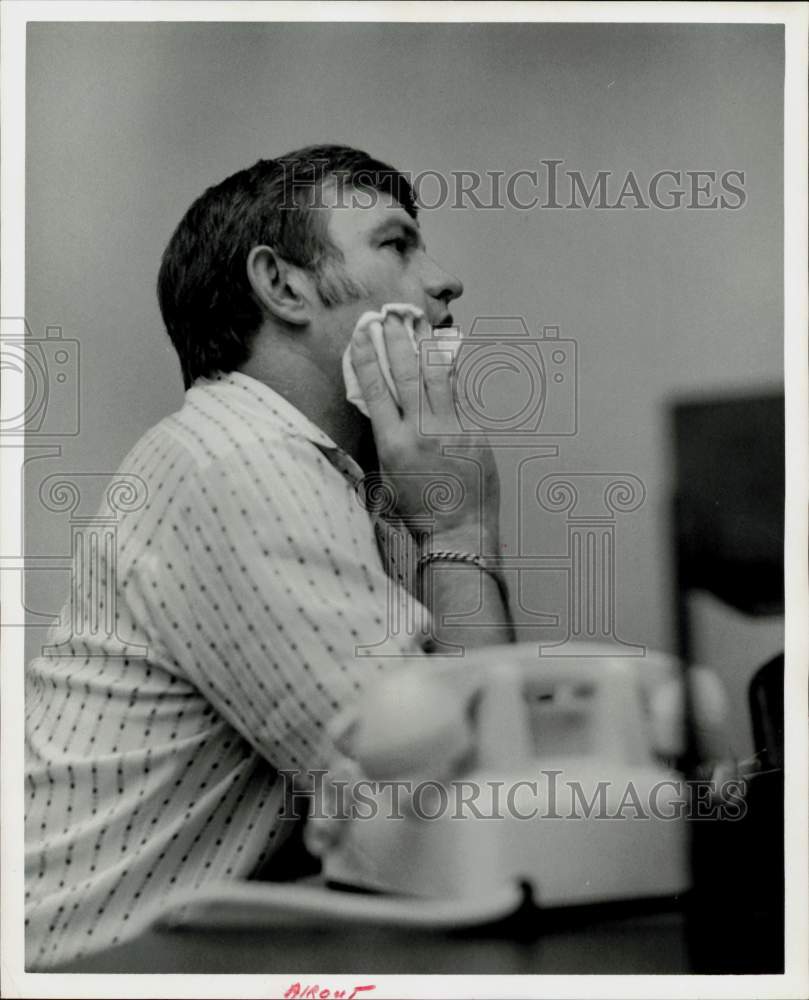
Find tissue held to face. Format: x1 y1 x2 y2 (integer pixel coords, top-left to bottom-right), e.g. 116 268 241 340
342 303 461 416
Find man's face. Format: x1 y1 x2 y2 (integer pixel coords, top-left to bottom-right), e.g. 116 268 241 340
307 185 463 368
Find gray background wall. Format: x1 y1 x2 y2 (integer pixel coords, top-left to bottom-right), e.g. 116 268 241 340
25 22 784 695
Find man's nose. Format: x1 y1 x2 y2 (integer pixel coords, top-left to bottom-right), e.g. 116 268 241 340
423 257 464 308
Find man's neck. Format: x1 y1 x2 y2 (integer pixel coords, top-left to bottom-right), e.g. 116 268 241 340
238 339 377 472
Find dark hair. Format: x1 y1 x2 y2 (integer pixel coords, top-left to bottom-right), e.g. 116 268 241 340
157 144 418 388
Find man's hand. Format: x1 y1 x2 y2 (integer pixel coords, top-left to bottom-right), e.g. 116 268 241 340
349 308 500 550
350 306 514 648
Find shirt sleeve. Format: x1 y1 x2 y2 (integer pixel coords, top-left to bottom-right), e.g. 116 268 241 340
134 430 431 774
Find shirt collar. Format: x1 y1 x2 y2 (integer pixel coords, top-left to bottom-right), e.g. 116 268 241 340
195 370 366 485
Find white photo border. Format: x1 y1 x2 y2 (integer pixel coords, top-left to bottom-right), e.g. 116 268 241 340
2 3 806 998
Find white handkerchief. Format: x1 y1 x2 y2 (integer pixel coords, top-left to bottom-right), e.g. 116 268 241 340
342 303 460 417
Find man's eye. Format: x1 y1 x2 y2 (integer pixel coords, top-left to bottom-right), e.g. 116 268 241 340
382 238 408 255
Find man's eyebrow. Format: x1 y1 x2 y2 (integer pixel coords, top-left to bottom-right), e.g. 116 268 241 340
369 217 424 246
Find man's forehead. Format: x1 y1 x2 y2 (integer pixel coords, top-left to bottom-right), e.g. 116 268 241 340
323 184 419 243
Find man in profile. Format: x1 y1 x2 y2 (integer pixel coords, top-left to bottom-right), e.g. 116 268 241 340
25 145 513 967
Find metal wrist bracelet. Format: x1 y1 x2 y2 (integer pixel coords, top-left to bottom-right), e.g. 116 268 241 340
416 549 511 608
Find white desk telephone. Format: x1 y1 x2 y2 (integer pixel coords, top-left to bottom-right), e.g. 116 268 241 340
305 645 729 908
155 645 730 932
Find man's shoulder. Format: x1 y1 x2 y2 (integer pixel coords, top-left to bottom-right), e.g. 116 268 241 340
128 380 308 474
118 392 352 534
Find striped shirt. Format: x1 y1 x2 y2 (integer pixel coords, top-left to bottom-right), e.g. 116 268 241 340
25 371 429 969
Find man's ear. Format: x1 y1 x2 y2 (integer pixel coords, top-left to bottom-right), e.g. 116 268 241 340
246 245 313 327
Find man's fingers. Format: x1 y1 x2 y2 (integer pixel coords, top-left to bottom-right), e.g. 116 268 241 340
349 305 462 435
383 310 422 416
421 335 459 419
350 321 400 427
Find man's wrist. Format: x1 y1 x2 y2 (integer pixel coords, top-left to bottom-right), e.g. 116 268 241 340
415 540 515 644
421 524 500 559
